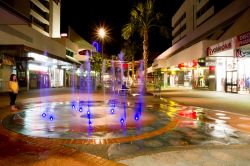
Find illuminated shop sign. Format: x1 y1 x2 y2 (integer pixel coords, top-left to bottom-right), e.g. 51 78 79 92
207 38 235 56
178 61 197 69
236 49 250 58
237 31 250 46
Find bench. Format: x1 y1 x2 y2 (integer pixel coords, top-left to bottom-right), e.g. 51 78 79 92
117 88 131 95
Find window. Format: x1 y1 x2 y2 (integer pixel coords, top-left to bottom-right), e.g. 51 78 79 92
196 0 213 19
173 24 186 39
173 13 186 29
66 49 74 57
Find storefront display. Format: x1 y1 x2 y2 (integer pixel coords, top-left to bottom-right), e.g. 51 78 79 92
207 31 250 94
238 58 250 94
50 68 64 87
194 67 209 88
178 61 197 88
225 57 237 93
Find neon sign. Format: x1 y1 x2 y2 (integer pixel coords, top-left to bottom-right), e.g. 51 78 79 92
92 41 100 52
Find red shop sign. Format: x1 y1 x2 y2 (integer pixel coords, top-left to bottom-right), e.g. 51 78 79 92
178 61 197 69
122 63 128 69
237 31 250 46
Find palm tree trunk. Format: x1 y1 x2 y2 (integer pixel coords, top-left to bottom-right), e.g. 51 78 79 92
143 28 149 93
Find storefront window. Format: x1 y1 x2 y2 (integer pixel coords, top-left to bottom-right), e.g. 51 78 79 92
238 58 250 94
225 57 237 93
184 70 192 87
196 67 209 88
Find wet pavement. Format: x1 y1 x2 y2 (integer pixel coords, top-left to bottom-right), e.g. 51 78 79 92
0 88 250 165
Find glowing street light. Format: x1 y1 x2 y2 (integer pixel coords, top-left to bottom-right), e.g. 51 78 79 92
98 27 106 58
98 28 106 39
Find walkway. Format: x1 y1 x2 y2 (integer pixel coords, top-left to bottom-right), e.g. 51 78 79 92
119 88 250 166
0 88 249 166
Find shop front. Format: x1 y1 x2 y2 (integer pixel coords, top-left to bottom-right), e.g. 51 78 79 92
27 52 71 89
235 31 250 94
178 61 198 88
207 38 236 92
207 31 250 94
28 63 49 89
158 40 214 89
166 66 179 87
236 56 250 94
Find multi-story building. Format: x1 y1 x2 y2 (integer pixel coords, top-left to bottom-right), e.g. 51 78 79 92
0 0 93 92
172 0 233 44
29 0 61 38
0 0 60 37
152 0 250 94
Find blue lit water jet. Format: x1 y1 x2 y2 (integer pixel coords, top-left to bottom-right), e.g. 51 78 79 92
102 59 106 102
42 113 46 117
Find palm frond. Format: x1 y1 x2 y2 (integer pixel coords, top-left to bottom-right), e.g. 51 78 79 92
122 23 134 40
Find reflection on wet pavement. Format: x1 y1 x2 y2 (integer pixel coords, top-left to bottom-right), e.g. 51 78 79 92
2 99 250 159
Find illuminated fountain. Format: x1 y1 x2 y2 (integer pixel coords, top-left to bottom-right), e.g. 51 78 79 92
110 59 116 97
2 52 249 159
102 59 106 102
3 52 174 142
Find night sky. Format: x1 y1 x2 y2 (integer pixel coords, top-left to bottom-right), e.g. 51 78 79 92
61 0 184 60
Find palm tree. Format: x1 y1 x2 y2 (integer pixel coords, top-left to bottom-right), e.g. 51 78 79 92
122 0 161 92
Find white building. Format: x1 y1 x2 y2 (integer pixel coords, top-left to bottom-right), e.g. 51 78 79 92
152 0 250 94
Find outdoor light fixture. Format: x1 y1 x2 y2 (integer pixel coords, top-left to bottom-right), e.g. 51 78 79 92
96 26 109 59
60 33 67 37
98 27 106 39
50 116 54 121
120 118 124 124
42 113 46 117
72 105 75 109
111 108 115 114
135 115 139 121
79 107 83 112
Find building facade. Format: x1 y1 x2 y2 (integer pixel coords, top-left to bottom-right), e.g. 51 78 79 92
152 0 250 94
0 0 93 92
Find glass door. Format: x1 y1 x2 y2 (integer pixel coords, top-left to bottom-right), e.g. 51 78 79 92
226 71 238 93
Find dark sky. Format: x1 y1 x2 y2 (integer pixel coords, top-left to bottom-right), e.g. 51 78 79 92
61 0 184 59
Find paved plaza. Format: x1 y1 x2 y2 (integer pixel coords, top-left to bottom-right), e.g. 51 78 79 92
0 88 249 165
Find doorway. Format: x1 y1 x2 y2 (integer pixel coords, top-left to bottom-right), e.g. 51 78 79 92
226 70 237 93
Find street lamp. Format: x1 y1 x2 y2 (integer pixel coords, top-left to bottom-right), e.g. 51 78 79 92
98 27 106 58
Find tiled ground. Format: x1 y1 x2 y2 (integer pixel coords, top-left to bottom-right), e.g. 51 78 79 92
0 88 250 165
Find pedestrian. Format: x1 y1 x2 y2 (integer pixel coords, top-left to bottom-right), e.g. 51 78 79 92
9 74 19 111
